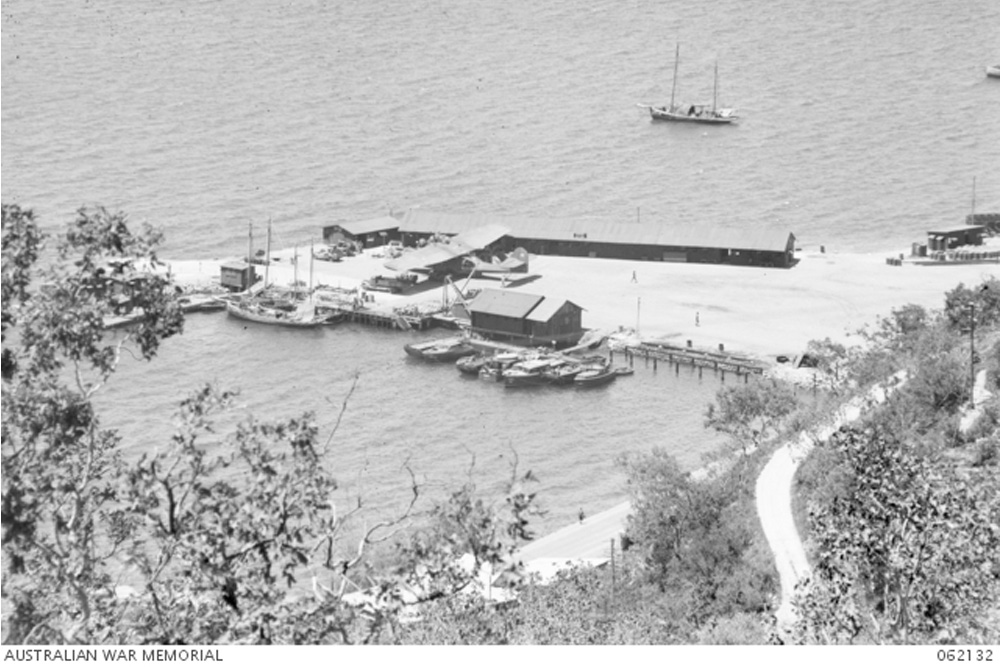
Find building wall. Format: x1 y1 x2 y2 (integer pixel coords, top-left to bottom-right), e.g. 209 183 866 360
400 229 794 268
324 225 400 248
220 265 255 291
511 237 789 267
527 303 583 340
470 312 527 337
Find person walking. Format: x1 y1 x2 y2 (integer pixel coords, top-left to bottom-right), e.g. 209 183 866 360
696 311 700 327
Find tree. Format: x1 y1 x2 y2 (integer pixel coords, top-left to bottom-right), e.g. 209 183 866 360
1 205 540 644
704 377 799 455
615 448 776 630
805 337 850 389
2 204 184 643
794 425 1000 644
944 278 1000 332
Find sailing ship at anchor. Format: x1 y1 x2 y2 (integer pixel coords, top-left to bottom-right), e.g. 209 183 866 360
647 44 739 125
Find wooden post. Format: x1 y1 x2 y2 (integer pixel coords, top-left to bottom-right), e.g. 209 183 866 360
610 538 616 612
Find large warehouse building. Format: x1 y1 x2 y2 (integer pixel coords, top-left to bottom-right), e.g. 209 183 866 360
396 209 796 268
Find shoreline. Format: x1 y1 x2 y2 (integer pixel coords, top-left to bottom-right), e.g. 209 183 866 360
165 245 999 363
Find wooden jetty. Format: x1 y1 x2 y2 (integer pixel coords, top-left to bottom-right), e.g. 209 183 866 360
339 306 438 330
617 342 767 376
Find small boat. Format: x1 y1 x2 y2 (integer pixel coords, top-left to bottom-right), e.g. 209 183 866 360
225 298 333 327
987 65 1000 79
503 359 554 388
648 44 738 125
614 366 635 376
542 360 584 385
574 366 617 387
479 354 519 382
404 340 440 359
456 354 490 375
424 341 477 362
179 293 226 313
405 338 476 362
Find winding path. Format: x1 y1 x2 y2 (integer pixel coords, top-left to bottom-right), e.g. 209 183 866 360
755 373 906 631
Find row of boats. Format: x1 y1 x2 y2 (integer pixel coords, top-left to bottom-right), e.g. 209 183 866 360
405 338 632 388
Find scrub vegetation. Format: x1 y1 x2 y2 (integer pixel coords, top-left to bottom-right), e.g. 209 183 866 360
792 279 1000 644
2 205 996 645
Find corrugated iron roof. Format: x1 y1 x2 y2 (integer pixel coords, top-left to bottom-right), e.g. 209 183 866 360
525 297 581 322
329 216 400 236
469 289 544 319
399 209 793 252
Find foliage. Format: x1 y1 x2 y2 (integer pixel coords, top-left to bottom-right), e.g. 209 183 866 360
704 377 799 455
943 278 1000 332
615 448 776 631
396 557 690 644
2 204 184 643
794 425 1000 644
804 337 850 389
694 612 773 645
1 205 540 644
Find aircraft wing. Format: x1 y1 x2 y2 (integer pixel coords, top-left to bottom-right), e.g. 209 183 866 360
450 224 510 252
466 247 529 275
383 244 466 273
383 224 511 273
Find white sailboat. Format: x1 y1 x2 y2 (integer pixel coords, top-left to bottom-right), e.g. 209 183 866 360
648 45 739 124
225 220 337 327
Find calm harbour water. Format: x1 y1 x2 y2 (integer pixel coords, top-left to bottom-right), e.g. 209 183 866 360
3 0 999 532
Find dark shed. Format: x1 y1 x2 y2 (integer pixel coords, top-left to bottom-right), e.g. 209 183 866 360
926 225 986 251
322 216 400 248
220 261 256 292
468 289 585 347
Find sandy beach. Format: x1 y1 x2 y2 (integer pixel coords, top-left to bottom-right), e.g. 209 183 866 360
167 245 999 363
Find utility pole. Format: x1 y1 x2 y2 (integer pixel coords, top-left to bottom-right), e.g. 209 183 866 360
968 301 976 407
636 296 641 337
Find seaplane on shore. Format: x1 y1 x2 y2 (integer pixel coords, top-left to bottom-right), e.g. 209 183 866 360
381 224 535 285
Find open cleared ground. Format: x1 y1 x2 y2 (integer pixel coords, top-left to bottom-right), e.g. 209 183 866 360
168 244 999 362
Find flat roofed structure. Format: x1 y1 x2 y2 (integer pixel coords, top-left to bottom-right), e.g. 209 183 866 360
927 225 986 251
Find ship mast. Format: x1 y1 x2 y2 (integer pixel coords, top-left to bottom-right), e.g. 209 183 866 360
309 239 314 295
264 218 272 289
670 43 680 110
713 61 719 113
